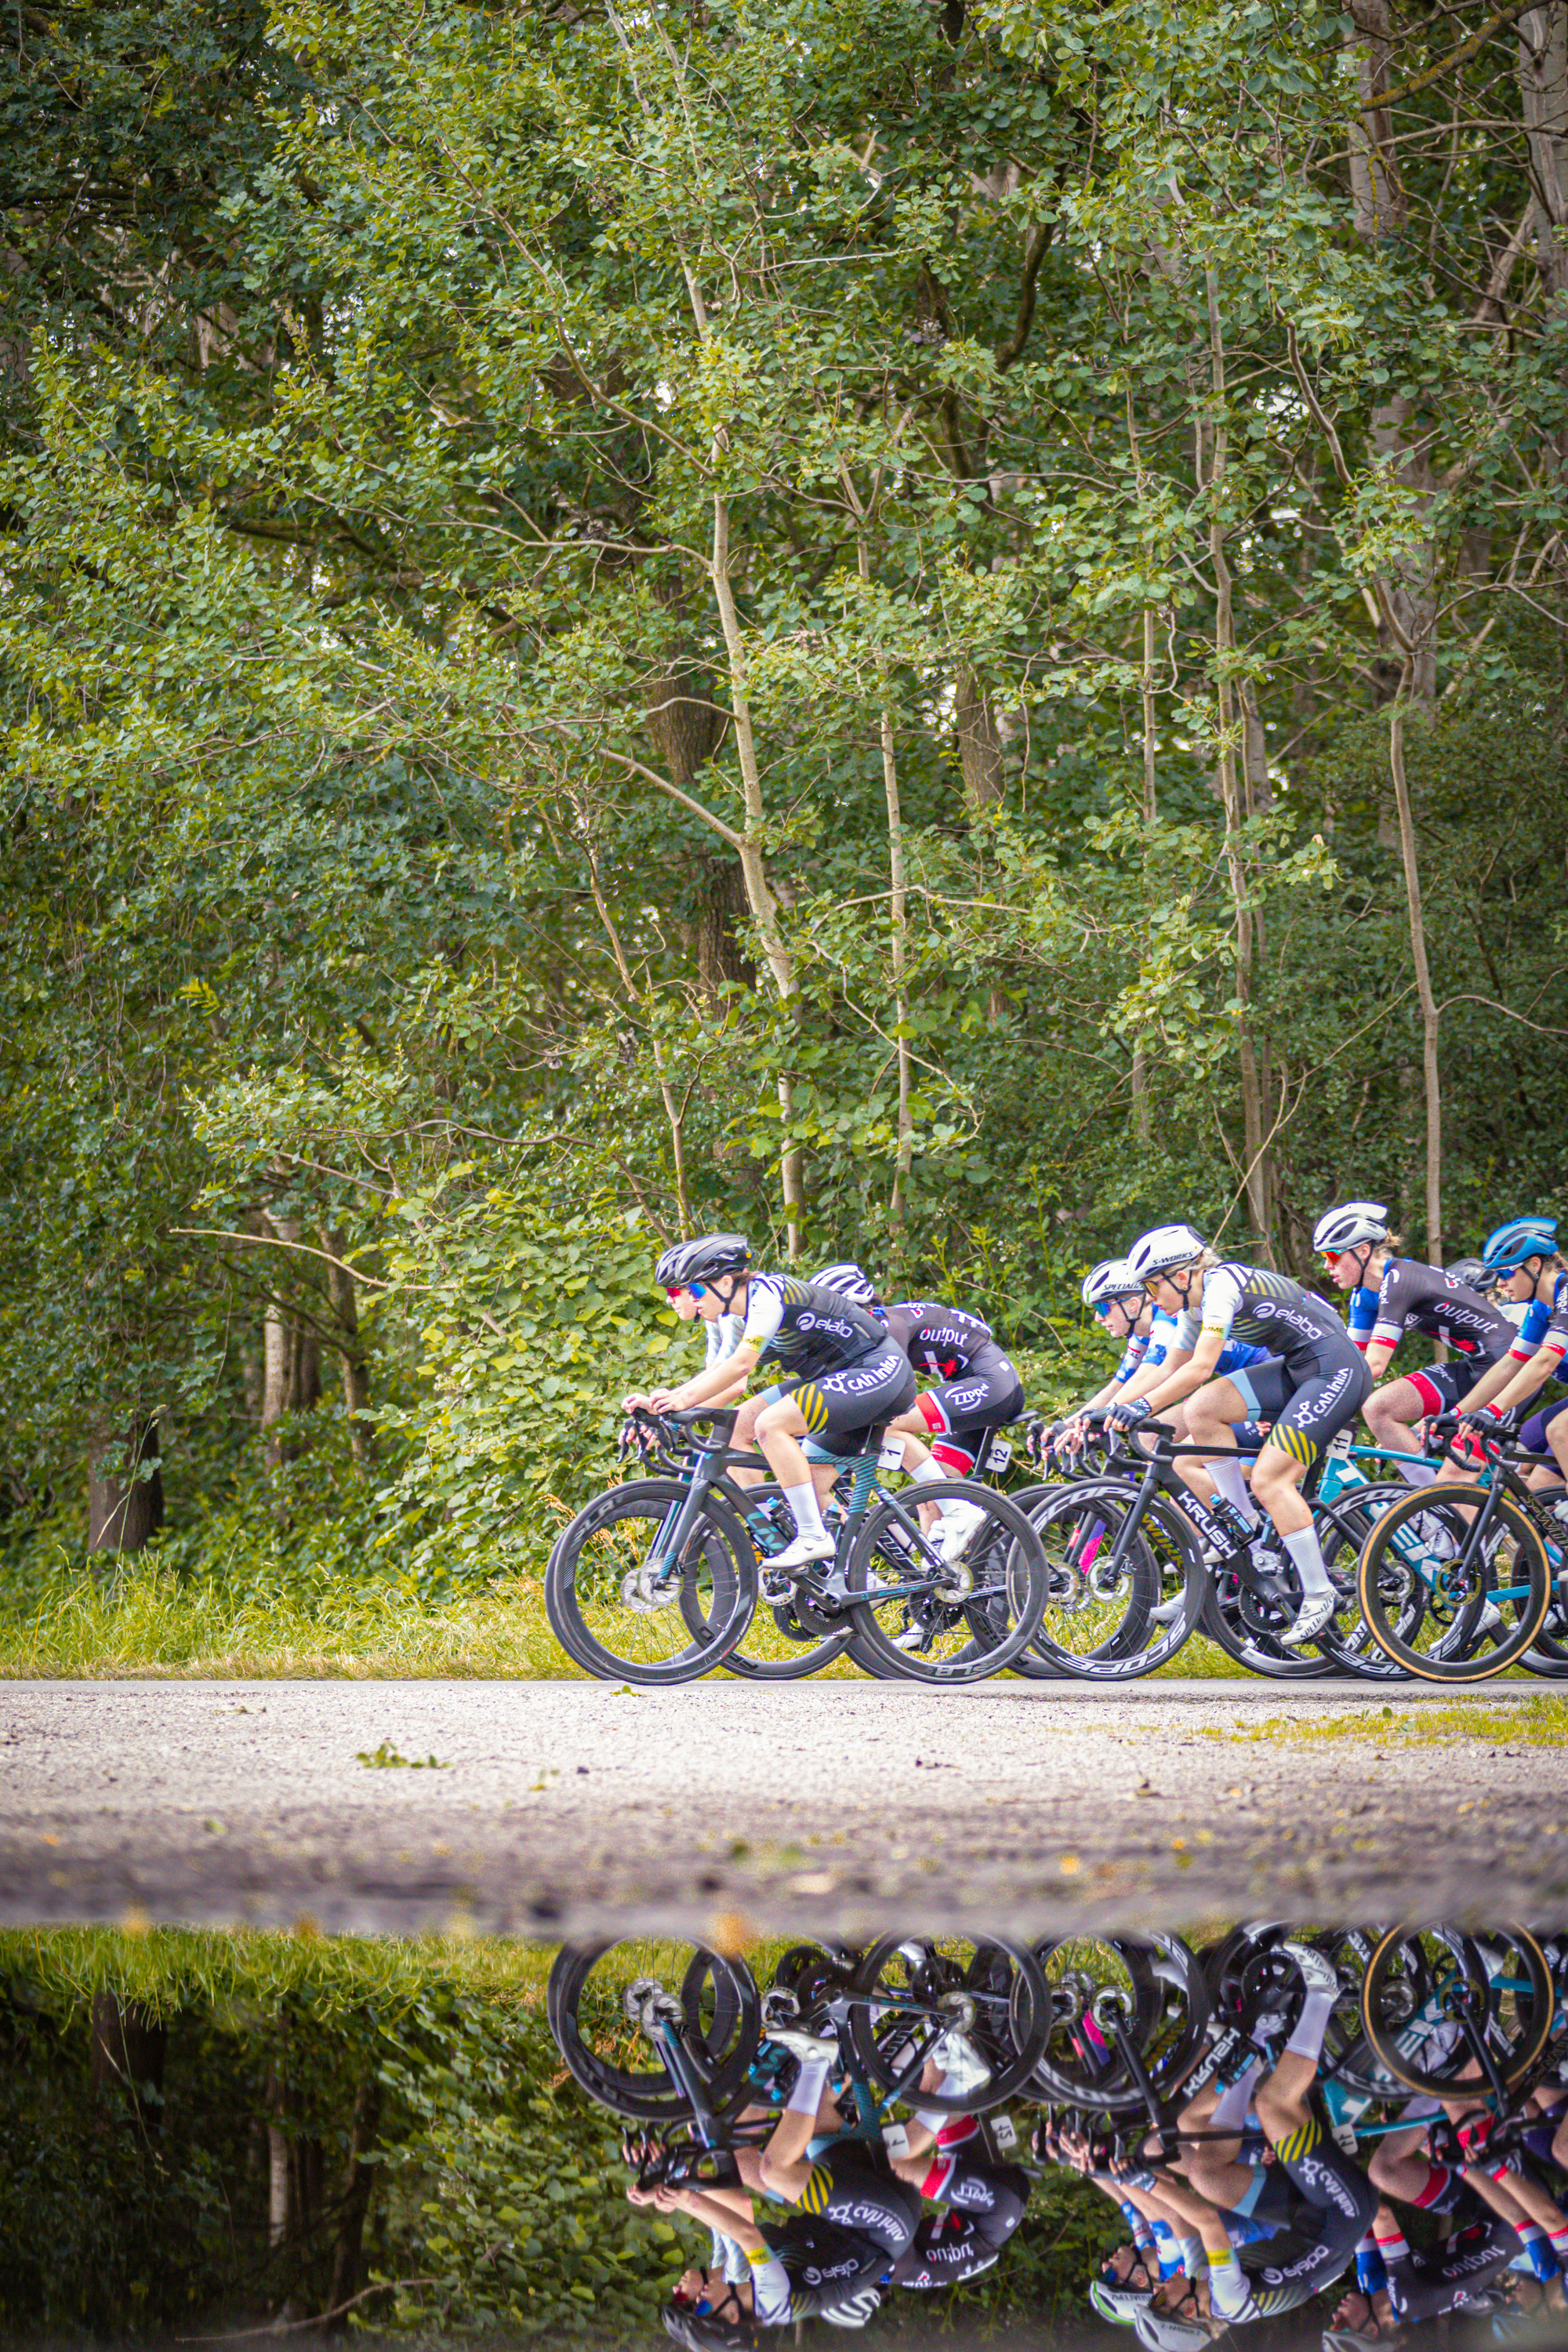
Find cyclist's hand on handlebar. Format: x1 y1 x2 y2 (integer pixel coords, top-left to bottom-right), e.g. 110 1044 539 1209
1108 1395 1152 1433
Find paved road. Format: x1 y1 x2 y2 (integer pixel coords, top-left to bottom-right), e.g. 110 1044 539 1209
2 1678 1562 1939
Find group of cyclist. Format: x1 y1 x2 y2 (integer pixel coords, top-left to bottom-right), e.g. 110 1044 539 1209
618 1931 1568 2351
624 1202 1566 1657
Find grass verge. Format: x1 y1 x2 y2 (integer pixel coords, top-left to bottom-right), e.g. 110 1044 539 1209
1201 1693 1568 1745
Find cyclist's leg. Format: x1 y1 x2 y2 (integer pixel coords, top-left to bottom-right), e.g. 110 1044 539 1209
1248 1355 1372 1636
1176 1362 1279 1522
1363 1368 1452 1483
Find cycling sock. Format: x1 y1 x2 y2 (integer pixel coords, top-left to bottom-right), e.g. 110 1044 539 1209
1208 1457 1258 1526
1210 2060 1262 2133
782 1481 828 1543
1513 2224 1556 2279
1204 2245 1247 2317
1281 1520 1332 1597
910 1457 946 1486
1355 2232 1387 2292
1284 1984 1337 2064
786 2056 833 2118
1391 1451 1438 1486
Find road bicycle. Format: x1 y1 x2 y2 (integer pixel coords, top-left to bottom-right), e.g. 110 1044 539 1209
543 1404 1050 1686
1355 1417 1565 1682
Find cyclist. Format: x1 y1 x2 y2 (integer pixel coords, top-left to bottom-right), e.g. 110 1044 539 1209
1312 1201 1519 1485
1054 1259 1272 1461
1116 1225 1373 1646
1449 1217 1568 1468
628 1235 916 1570
809 1262 1025 1555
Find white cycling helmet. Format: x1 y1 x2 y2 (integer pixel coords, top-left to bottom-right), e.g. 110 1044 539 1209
1312 1200 1390 1255
811 1261 879 1310
1091 2275 1154 2323
1082 1258 1144 1308
1133 2307 1210 2352
1127 1223 1208 1286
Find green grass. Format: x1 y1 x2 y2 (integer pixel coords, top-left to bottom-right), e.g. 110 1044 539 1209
1201 1693 1568 1744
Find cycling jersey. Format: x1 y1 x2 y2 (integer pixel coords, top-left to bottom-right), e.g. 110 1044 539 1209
882 1301 994 1377
886 2140 1028 2289
1219 2116 1376 2317
752 2149 919 2321
1145 1304 1267 1383
1171 1265 1355 1372
1511 1266 1568 1362
705 1313 745 1369
1383 2213 1518 2321
741 1276 887 1379
1362 1259 1515 1363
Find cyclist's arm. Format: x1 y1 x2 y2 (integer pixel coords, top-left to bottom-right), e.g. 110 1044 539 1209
659 2183 770 2249
1134 1328 1225 1417
652 1341 762 1412
1362 1339 1399 1381
1467 1339 1563 1417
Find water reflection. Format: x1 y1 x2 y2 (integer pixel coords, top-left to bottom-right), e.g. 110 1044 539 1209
3 1923 1566 2347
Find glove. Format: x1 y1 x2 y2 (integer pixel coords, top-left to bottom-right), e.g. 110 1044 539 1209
1461 1401 1521 1437
1109 1396 1152 1432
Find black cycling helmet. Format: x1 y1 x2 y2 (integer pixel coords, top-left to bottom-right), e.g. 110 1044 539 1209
655 1233 753 1290
663 2303 760 2352
1445 1256 1494 1292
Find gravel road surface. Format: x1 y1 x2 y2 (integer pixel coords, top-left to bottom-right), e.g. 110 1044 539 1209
2 1678 1563 1938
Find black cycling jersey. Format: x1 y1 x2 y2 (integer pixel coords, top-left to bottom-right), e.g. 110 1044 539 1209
1367 1258 1515 1363
886 2142 1029 2289
1384 2214 1519 2321
883 1301 995 1379
740 1276 888 1381
1222 2116 1376 2318
1171 1264 1359 1379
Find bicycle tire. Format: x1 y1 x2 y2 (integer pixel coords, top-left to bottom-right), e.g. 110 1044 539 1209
546 1940 762 2120
844 1481 1047 1682
1356 1484 1551 1682
1021 1479 1203 1680
1029 1933 1210 2113
543 1477 757 1684
847 1936 1050 2111
1360 1926 1554 2096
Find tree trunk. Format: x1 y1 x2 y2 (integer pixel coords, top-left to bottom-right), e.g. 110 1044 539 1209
322 1230 374 1465
710 485 806 1256
325 2075 383 2331
642 619 755 1002
956 662 1004 812
1203 266 1276 1261
1388 681 1443 1264
267 2070 292 2249
88 1417 164 1564
91 1994 166 2108
1131 604 1159 1145
1519 6 1568 305
262 1217 321 1468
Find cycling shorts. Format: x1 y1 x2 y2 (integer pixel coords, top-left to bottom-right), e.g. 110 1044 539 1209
1519 1397 1568 1457
768 1341 917 1458
1404 1357 1486 1417
916 1343 1025 1472
1240 2118 1376 2312
887 2151 1029 2288
773 2144 920 2269
1221 1349 1372 1469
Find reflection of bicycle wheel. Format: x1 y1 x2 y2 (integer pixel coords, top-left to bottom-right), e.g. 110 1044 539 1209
1021 1483 1203 1679
543 1479 756 1683
546 1940 761 2120
1029 1934 1210 2111
1360 1926 1553 2096
1200 1923 1364 2084
1357 1488 1550 1682
847 1937 1048 2111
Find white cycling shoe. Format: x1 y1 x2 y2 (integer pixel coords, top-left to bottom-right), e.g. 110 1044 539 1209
1279 1587 1338 1647
766 2024 839 2063
936 1500 989 1561
769 1528 837 1568
931 2027 992 2099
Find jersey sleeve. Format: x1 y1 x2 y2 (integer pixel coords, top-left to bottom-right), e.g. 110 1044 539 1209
1368 1261 1411 1352
1540 1274 1568 1359
740 1277 787 1359
1346 1284 1381 1353
1145 1308 1178 1369
1193 1267 1243 1347
705 1313 746 1368
1112 1331 1150 1385
747 2253 795 2325
1513 1298 1550 1359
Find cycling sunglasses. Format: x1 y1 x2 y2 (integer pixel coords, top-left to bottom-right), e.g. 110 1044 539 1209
663 1281 708 1300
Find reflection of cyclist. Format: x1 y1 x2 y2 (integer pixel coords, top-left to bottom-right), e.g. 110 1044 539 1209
1313 1201 1517 1485
1118 1226 1373 1647
626 1235 916 1570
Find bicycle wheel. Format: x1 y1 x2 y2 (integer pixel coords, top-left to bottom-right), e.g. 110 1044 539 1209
1029 1934 1210 2113
1356 1485 1551 1682
546 1939 762 2120
1519 1486 1568 1677
847 1936 1049 2111
710 1481 855 1681
1022 1481 1203 1680
843 1480 1047 1682
1360 1926 1554 2096
1319 1485 1428 1679
543 1477 757 1684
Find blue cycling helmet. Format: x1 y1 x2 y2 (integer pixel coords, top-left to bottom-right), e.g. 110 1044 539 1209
1480 1217 1559 1276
